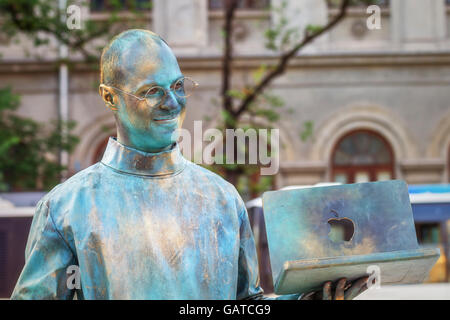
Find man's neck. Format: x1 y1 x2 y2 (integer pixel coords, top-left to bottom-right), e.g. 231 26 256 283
116 134 173 154
101 137 185 177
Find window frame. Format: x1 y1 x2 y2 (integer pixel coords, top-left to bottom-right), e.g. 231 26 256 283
330 129 395 184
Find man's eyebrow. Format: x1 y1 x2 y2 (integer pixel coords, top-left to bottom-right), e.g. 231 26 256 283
134 81 157 94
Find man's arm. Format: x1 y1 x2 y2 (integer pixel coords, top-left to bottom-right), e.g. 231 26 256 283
11 199 77 300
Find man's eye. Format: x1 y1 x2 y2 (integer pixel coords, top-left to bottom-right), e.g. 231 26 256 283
174 82 183 90
146 87 160 96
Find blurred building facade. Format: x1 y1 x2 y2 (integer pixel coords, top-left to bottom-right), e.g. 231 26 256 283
1 0 450 188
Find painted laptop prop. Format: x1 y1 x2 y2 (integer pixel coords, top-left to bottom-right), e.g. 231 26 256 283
262 180 440 295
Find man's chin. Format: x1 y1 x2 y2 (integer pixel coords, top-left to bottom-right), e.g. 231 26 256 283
148 121 181 140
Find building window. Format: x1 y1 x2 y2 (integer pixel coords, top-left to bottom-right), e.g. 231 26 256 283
415 223 441 245
331 130 394 184
90 0 152 12
327 0 389 7
209 0 270 10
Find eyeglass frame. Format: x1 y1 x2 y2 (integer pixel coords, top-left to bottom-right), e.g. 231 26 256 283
100 76 199 107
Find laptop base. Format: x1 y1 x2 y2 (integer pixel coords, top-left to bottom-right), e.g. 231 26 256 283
275 247 440 295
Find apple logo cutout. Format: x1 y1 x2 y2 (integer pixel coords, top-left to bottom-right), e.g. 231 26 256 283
327 209 355 243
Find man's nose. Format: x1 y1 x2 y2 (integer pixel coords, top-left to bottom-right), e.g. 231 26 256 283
159 91 181 112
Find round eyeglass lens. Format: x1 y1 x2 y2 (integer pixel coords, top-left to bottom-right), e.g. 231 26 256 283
144 86 165 106
173 77 197 98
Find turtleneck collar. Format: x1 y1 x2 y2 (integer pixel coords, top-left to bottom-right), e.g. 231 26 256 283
100 137 186 177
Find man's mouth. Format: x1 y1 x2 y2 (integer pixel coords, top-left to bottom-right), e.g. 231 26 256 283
153 114 179 123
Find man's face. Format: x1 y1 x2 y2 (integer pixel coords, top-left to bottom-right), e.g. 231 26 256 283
113 41 186 152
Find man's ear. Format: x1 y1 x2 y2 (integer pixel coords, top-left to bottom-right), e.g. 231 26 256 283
99 84 118 111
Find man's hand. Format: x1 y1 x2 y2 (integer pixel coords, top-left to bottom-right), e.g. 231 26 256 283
299 276 369 300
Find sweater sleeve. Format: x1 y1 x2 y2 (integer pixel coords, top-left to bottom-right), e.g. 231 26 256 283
11 199 77 300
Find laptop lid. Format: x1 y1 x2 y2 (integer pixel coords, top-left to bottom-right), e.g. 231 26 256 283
262 180 419 283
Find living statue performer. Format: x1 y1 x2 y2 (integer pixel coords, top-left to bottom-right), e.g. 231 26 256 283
12 29 368 300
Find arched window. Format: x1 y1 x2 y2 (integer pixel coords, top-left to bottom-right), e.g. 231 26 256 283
331 130 394 184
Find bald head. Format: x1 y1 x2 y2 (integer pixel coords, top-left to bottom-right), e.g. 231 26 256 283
98 29 185 153
100 29 170 88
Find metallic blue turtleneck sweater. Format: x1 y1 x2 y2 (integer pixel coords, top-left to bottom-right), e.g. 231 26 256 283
11 137 300 300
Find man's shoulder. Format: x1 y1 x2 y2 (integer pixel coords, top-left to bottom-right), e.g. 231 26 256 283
40 163 105 205
184 161 238 193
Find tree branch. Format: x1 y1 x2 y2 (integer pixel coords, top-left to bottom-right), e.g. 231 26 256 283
233 0 351 118
221 0 239 115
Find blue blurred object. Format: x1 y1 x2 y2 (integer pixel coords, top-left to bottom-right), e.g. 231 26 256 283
409 184 450 223
409 184 450 194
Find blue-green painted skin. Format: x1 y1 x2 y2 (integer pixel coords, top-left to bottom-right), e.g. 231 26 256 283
101 30 187 152
11 30 300 300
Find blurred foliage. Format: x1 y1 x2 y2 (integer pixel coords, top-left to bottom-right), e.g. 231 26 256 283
300 121 314 142
264 0 300 53
0 0 151 63
0 87 79 191
203 120 278 198
214 0 378 197
206 70 285 197
213 0 324 198
0 1 149 191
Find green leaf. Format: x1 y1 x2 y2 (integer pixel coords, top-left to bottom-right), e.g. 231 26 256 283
254 109 280 122
262 93 284 108
251 64 268 84
305 24 324 35
221 109 237 127
226 89 246 100
300 121 314 142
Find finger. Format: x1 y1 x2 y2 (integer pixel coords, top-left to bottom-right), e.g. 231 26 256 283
344 276 368 300
344 276 369 300
357 283 369 296
300 291 317 300
322 281 332 300
344 282 352 291
334 278 347 300
346 283 369 301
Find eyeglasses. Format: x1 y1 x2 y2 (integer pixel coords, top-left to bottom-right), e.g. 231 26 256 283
104 77 199 107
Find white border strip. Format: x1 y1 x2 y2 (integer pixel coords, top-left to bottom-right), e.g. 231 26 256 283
0 207 35 217
409 193 450 204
